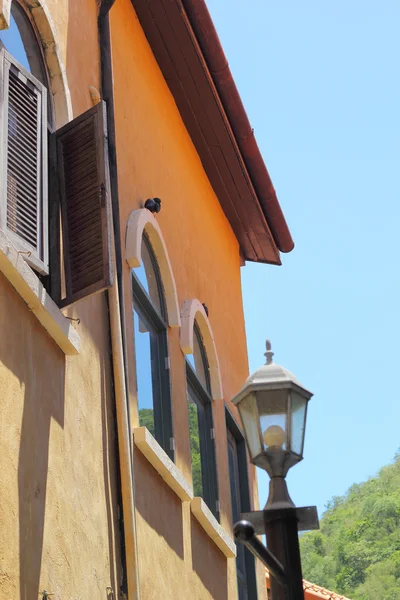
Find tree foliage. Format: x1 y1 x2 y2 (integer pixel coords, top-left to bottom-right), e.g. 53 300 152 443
300 454 400 599
188 402 203 497
139 408 155 437
139 404 203 497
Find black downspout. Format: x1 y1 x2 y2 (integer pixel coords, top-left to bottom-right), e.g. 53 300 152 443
98 2 131 595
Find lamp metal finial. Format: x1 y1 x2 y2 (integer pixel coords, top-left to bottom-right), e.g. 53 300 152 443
264 339 274 365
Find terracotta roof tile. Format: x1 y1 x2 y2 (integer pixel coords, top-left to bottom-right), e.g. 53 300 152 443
266 571 352 599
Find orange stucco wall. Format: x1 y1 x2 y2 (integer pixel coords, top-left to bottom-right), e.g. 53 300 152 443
111 0 264 598
0 0 267 598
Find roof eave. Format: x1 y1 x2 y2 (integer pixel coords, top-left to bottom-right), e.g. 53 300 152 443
130 0 293 264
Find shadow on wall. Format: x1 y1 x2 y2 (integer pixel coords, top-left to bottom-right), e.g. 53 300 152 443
100 352 121 596
134 448 185 560
0 273 121 599
17 352 65 600
0 272 66 600
191 516 228 600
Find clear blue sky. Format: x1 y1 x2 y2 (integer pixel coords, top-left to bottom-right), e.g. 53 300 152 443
207 0 400 517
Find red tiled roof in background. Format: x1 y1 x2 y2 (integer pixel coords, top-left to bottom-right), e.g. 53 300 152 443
266 572 352 600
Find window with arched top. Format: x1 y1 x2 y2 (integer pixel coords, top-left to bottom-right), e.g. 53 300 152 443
186 321 219 518
0 1 49 273
0 1 53 120
132 232 174 460
0 0 113 307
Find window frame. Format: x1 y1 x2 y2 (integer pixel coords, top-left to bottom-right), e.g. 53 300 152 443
11 0 54 125
226 406 258 600
0 0 55 276
186 324 219 519
0 45 48 273
131 233 174 461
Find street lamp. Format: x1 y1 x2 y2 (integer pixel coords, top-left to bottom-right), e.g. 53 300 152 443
232 341 319 600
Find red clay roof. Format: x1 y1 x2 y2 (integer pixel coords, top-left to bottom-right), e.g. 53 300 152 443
266 572 352 600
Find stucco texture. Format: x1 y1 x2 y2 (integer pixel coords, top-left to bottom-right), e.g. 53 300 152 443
112 0 265 597
0 273 121 599
0 1 121 598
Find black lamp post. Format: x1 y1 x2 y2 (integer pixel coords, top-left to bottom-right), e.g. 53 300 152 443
231 341 319 600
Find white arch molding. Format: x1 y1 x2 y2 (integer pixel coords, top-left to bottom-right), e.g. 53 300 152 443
180 299 223 401
125 208 181 328
0 0 73 126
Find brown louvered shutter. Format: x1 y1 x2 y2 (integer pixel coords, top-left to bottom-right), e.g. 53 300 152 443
0 48 48 274
55 101 113 307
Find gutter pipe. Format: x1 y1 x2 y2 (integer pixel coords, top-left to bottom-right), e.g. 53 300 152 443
182 0 294 254
98 2 140 598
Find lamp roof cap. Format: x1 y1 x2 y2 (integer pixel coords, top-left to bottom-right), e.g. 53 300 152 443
233 340 313 402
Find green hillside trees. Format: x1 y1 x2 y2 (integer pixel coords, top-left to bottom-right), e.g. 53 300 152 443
300 453 400 600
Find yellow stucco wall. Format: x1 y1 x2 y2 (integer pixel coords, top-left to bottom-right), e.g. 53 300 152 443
0 0 267 598
0 2 121 599
0 275 121 599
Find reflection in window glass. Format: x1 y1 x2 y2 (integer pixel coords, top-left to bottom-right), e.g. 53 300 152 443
187 323 209 392
134 235 163 317
187 392 203 498
0 15 30 71
134 308 155 437
131 231 173 458
186 322 218 516
186 352 196 370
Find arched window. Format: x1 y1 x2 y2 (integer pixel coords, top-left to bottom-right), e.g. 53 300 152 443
186 321 219 518
0 1 112 307
132 232 174 460
0 1 50 273
0 1 52 118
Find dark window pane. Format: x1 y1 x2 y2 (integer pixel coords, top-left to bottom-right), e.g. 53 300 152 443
186 362 219 519
186 352 196 371
133 235 163 317
187 323 210 392
228 430 248 599
134 308 155 437
188 393 203 498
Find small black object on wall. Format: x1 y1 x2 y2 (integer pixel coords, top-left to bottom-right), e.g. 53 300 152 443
145 197 162 213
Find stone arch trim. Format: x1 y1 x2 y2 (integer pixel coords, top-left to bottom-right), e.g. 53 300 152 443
126 208 181 328
180 299 223 401
0 0 73 126
0 0 11 29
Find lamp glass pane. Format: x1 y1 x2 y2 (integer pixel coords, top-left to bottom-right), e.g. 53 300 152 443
238 393 262 459
256 389 288 451
291 391 307 455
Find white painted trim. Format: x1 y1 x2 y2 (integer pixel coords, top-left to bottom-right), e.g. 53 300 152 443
0 231 80 355
180 299 223 400
0 0 73 126
126 209 181 328
133 426 193 502
191 497 236 558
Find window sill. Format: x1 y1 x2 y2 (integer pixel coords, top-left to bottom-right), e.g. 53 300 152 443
190 497 236 558
0 232 80 355
133 426 193 502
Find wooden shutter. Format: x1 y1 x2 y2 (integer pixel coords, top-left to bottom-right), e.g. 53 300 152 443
0 48 48 274
55 101 113 307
